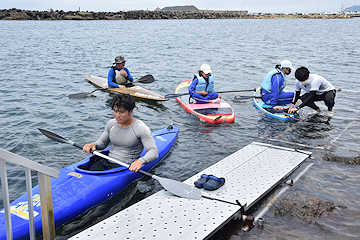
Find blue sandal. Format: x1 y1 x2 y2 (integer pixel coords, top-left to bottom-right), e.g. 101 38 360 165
203 176 225 191
194 174 212 188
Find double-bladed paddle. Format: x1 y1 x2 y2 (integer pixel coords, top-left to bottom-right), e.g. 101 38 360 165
164 88 256 99
38 128 201 199
69 74 155 99
38 128 243 206
233 95 262 102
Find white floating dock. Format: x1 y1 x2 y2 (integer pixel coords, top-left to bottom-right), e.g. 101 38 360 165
70 142 311 240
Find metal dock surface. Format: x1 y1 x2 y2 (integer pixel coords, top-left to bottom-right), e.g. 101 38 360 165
70 142 311 240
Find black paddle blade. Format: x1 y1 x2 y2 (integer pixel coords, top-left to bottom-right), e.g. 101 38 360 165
164 93 188 99
68 92 91 99
233 95 253 102
137 74 155 83
210 116 222 124
38 128 72 145
38 128 83 149
69 88 102 99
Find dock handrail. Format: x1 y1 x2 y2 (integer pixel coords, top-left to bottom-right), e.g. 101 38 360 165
0 148 59 240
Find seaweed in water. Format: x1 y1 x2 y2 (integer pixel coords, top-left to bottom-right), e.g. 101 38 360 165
273 192 346 223
323 154 360 165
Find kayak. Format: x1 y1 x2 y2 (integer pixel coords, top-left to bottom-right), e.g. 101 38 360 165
0 125 179 240
175 80 235 124
84 74 168 101
252 87 298 121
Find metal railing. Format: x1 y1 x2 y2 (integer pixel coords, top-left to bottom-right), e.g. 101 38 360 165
0 148 59 240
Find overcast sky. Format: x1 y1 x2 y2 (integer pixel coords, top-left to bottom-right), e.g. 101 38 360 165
1 0 359 13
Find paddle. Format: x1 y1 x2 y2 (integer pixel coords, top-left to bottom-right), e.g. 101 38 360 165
233 95 262 102
69 74 155 99
38 128 201 199
165 88 256 99
210 116 222 124
38 128 244 206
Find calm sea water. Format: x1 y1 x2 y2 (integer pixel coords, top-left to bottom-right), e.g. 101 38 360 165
1 18 360 239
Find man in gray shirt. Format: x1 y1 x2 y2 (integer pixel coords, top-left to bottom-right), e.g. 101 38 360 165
83 94 158 172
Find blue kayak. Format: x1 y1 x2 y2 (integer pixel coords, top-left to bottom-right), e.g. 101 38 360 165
0 125 179 240
252 87 298 121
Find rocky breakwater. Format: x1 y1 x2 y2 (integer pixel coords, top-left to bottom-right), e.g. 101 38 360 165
0 8 247 20
1 8 353 20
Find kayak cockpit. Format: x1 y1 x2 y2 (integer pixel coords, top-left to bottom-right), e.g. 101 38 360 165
75 150 128 175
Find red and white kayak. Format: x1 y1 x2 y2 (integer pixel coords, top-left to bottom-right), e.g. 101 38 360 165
174 80 235 124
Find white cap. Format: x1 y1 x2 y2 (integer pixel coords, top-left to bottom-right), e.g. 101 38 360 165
199 64 212 74
280 60 295 70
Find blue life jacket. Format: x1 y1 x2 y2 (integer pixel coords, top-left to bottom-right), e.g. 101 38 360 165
194 73 214 92
261 68 286 93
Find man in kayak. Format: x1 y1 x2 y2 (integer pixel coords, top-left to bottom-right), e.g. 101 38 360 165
188 64 221 104
260 60 295 111
288 66 336 117
83 93 158 172
107 55 134 89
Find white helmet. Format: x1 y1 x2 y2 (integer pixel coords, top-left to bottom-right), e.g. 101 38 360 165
280 60 295 70
199 64 212 74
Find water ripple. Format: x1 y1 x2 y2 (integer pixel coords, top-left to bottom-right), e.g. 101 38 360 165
1 18 359 239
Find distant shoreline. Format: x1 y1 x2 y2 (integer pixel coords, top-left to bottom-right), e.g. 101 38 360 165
1 8 357 20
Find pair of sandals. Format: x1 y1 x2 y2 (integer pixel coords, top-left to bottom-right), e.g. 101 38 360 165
194 174 225 191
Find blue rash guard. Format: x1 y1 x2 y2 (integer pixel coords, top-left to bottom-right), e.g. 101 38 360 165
107 66 133 88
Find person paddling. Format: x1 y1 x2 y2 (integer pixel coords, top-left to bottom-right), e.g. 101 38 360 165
83 94 158 172
107 55 134 89
188 64 221 104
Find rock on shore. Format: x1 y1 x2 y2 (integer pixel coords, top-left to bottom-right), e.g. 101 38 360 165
0 8 353 20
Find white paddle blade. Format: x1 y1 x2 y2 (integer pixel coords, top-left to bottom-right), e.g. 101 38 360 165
153 176 202 200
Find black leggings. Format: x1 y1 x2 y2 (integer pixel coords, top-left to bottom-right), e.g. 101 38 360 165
81 155 121 171
300 90 336 111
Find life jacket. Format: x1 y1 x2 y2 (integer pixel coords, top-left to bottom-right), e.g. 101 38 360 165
193 73 214 92
260 68 286 93
112 67 128 85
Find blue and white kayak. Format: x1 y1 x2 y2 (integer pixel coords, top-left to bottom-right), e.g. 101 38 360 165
0 125 179 240
252 87 298 121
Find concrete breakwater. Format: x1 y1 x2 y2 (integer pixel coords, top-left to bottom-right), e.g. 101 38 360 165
0 8 354 20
